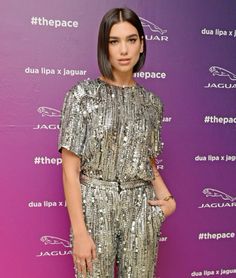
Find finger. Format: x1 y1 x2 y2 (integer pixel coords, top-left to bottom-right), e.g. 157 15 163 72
76 261 82 273
92 246 97 260
80 260 87 277
148 199 159 206
156 199 166 206
73 257 79 274
73 257 80 270
149 199 166 206
86 258 93 273
76 259 85 274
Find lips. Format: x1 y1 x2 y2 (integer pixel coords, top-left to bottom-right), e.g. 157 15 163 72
118 58 131 65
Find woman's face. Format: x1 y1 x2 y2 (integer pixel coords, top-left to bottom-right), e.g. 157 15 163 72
108 21 143 76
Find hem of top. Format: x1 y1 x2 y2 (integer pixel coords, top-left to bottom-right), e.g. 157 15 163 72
80 174 154 184
58 145 83 158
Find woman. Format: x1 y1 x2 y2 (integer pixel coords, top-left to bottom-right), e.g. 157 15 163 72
58 7 176 278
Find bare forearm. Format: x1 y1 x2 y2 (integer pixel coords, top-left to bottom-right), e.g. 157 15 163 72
150 159 171 198
151 172 172 199
61 149 88 236
63 172 87 236
149 158 176 216
150 158 175 202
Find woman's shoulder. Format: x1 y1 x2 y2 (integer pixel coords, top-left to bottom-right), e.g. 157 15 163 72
140 86 163 108
76 78 101 91
64 78 100 101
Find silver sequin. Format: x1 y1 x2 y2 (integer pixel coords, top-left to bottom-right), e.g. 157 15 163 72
70 177 165 278
58 78 163 183
58 78 165 277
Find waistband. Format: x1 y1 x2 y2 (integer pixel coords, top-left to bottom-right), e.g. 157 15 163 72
80 175 150 190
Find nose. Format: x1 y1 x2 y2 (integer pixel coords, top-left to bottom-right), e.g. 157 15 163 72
120 41 128 55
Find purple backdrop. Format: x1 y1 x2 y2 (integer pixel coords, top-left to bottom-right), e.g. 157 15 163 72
1 0 236 277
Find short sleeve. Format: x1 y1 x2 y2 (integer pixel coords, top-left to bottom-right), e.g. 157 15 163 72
150 95 164 157
58 84 88 158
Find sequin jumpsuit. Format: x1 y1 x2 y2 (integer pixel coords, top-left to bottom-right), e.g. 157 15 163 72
58 78 165 278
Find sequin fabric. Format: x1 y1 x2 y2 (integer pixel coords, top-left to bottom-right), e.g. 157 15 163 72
58 78 165 277
71 176 165 278
58 78 164 182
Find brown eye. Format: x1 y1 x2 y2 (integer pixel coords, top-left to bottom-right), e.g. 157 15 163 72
109 40 118 45
128 38 137 43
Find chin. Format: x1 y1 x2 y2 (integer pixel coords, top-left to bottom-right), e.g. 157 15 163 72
115 66 134 74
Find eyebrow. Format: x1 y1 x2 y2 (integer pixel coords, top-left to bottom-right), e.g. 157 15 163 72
109 34 138 39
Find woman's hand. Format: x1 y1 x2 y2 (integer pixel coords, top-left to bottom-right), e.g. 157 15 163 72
72 232 97 277
148 197 176 218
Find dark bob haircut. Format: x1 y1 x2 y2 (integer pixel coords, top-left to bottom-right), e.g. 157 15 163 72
97 8 146 80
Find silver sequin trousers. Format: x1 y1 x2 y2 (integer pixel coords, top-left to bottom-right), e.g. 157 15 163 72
71 176 165 278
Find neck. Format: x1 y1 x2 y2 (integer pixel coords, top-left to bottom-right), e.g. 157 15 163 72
102 71 135 87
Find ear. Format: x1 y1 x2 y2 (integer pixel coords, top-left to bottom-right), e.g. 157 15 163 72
140 36 144 53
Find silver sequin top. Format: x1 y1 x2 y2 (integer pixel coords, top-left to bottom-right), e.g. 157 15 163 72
58 78 163 182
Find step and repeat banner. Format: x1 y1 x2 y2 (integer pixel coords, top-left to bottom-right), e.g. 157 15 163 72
1 0 235 277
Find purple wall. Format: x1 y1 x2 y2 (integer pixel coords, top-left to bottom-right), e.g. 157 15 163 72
1 0 235 277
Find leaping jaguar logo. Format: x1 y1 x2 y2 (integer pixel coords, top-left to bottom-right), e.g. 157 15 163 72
37 107 61 117
139 17 167 35
209 66 236 81
203 188 236 202
40 236 71 248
